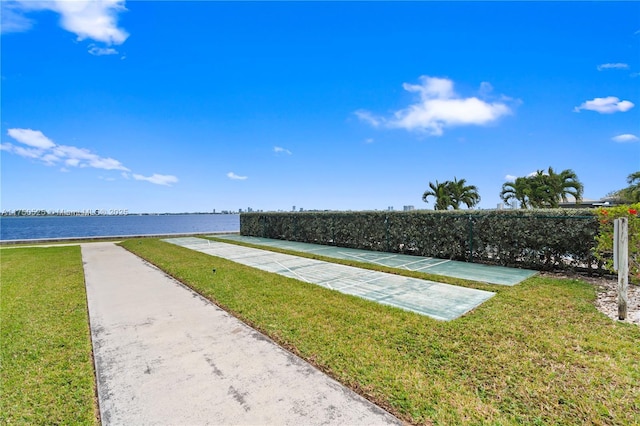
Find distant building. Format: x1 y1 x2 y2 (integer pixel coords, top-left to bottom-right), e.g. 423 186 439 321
403 205 415 211
559 197 625 209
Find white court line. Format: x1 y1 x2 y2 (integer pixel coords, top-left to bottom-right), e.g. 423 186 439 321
337 252 398 265
341 252 399 262
305 247 337 253
413 259 451 270
394 257 438 269
319 273 385 290
274 260 311 283
333 276 388 292
337 251 440 271
297 269 356 290
224 250 276 260
315 277 341 290
324 271 402 294
287 245 326 252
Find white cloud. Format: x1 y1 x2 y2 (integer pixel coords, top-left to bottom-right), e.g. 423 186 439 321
7 128 55 149
597 63 629 71
403 76 455 99
354 110 383 128
0 2 34 34
88 45 118 56
88 156 128 170
505 174 517 181
2 143 43 159
2 0 128 49
132 173 178 186
55 0 128 44
227 172 248 180
574 96 634 114
54 145 95 161
274 146 292 155
53 144 127 171
356 76 513 136
41 153 60 165
4 128 178 185
612 133 639 143
4 129 130 171
479 81 493 96
364 138 374 144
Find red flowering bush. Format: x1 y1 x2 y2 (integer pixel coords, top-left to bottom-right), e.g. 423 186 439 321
595 203 640 284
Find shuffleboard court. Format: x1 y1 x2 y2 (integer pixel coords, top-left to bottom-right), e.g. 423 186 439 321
164 237 495 321
212 235 537 286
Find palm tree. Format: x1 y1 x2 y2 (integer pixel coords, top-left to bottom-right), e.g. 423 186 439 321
500 177 531 208
448 177 480 209
545 167 583 206
606 171 640 203
423 178 481 210
527 170 555 208
501 167 584 208
626 171 640 202
422 180 452 210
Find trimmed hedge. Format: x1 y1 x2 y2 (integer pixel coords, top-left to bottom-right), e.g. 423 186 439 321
240 209 600 271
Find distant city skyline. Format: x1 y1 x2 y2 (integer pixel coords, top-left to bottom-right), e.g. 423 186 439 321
1 1 638 213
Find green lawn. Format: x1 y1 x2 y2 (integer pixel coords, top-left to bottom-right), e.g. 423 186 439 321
0 246 98 425
2 240 638 425
121 238 640 425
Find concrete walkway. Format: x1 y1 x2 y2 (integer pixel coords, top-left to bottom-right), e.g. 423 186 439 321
81 242 401 426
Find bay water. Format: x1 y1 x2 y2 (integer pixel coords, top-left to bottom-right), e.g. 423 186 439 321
0 214 239 241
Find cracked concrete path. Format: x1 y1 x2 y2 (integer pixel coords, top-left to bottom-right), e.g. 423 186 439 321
81 242 401 426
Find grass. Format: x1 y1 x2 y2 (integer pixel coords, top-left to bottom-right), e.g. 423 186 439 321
120 238 640 425
0 246 98 425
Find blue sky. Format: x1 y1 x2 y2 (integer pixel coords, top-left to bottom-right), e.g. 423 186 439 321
1 1 639 213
